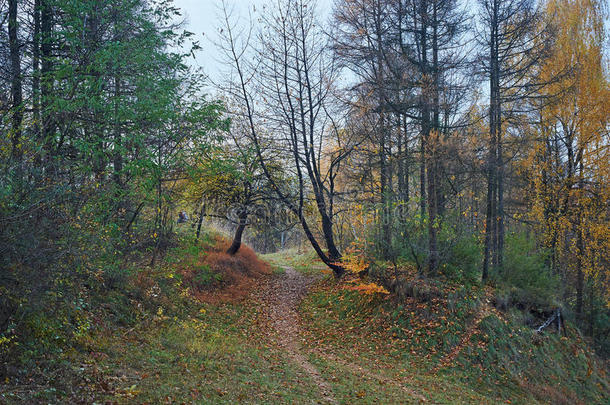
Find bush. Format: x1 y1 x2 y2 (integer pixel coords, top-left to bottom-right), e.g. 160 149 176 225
386 210 482 283
172 235 272 303
440 227 481 284
494 232 559 309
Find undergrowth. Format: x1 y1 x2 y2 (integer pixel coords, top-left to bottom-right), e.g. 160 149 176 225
0 229 276 403
1 236 607 404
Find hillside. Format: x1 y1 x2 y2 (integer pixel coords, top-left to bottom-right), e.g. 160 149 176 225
1 235 606 404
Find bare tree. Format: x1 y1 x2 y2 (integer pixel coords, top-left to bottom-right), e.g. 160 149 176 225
217 0 357 276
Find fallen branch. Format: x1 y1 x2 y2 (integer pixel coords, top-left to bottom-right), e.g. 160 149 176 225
535 308 562 335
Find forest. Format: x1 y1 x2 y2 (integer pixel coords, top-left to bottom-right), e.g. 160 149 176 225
0 0 608 403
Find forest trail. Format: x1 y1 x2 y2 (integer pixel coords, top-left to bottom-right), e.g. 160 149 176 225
252 264 430 404
254 266 337 404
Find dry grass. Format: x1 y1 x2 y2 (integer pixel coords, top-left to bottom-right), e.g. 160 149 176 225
182 235 272 304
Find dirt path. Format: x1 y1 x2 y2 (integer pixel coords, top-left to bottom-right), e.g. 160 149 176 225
255 266 336 404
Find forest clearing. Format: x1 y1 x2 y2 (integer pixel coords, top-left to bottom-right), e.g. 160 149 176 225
0 0 608 403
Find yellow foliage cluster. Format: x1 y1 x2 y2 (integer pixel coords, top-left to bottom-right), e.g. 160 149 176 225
342 244 369 274
524 0 609 306
345 281 390 295
340 242 390 296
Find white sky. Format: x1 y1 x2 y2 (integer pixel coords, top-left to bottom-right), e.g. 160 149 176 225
173 0 333 82
173 0 609 89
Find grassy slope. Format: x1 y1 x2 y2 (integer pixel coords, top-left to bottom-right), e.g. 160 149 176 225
2 241 607 404
1 235 321 404
267 249 609 404
87 300 321 404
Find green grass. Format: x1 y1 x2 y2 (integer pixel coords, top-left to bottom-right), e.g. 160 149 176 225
297 285 499 403
262 248 329 275
296 276 609 404
306 350 500 404
85 301 322 404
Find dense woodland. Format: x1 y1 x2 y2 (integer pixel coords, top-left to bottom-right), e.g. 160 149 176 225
0 0 608 401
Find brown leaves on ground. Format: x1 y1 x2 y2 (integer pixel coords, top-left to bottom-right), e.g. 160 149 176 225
182 235 272 304
430 301 499 374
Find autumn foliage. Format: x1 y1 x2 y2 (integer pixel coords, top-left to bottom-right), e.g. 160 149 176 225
180 235 271 303
341 244 390 296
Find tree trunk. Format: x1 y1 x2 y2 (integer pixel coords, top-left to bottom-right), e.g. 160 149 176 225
420 136 426 218
196 199 205 240
419 0 438 275
482 148 496 282
398 114 410 204
427 139 438 274
575 158 585 319
320 210 341 261
432 0 443 219
575 228 584 319
483 0 499 282
41 0 55 170
32 0 41 166
496 115 504 271
380 116 391 258
227 211 248 255
397 115 405 202
300 211 344 277
492 29 502 271
9 0 23 161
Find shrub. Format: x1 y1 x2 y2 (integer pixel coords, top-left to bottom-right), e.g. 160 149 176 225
494 232 559 309
440 230 481 284
192 263 223 287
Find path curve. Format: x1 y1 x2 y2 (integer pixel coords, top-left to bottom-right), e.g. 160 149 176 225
256 266 336 404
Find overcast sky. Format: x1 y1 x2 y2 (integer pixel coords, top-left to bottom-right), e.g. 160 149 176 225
173 0 609 88
173 0 333 82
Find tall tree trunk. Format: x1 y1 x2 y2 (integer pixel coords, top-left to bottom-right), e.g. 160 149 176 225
32 0 41 165
397 115 405 202
41 0 55 170
432 0 443 218
420 136 426 218
575 158 585 319
419 0 438 275
483 0 499 282
427 146 438 274
380 115 391 258
398 114 410 204
492 25 502 271
9 0 23 161
496 110 504 271
575 224 584 319
482 152 496 283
